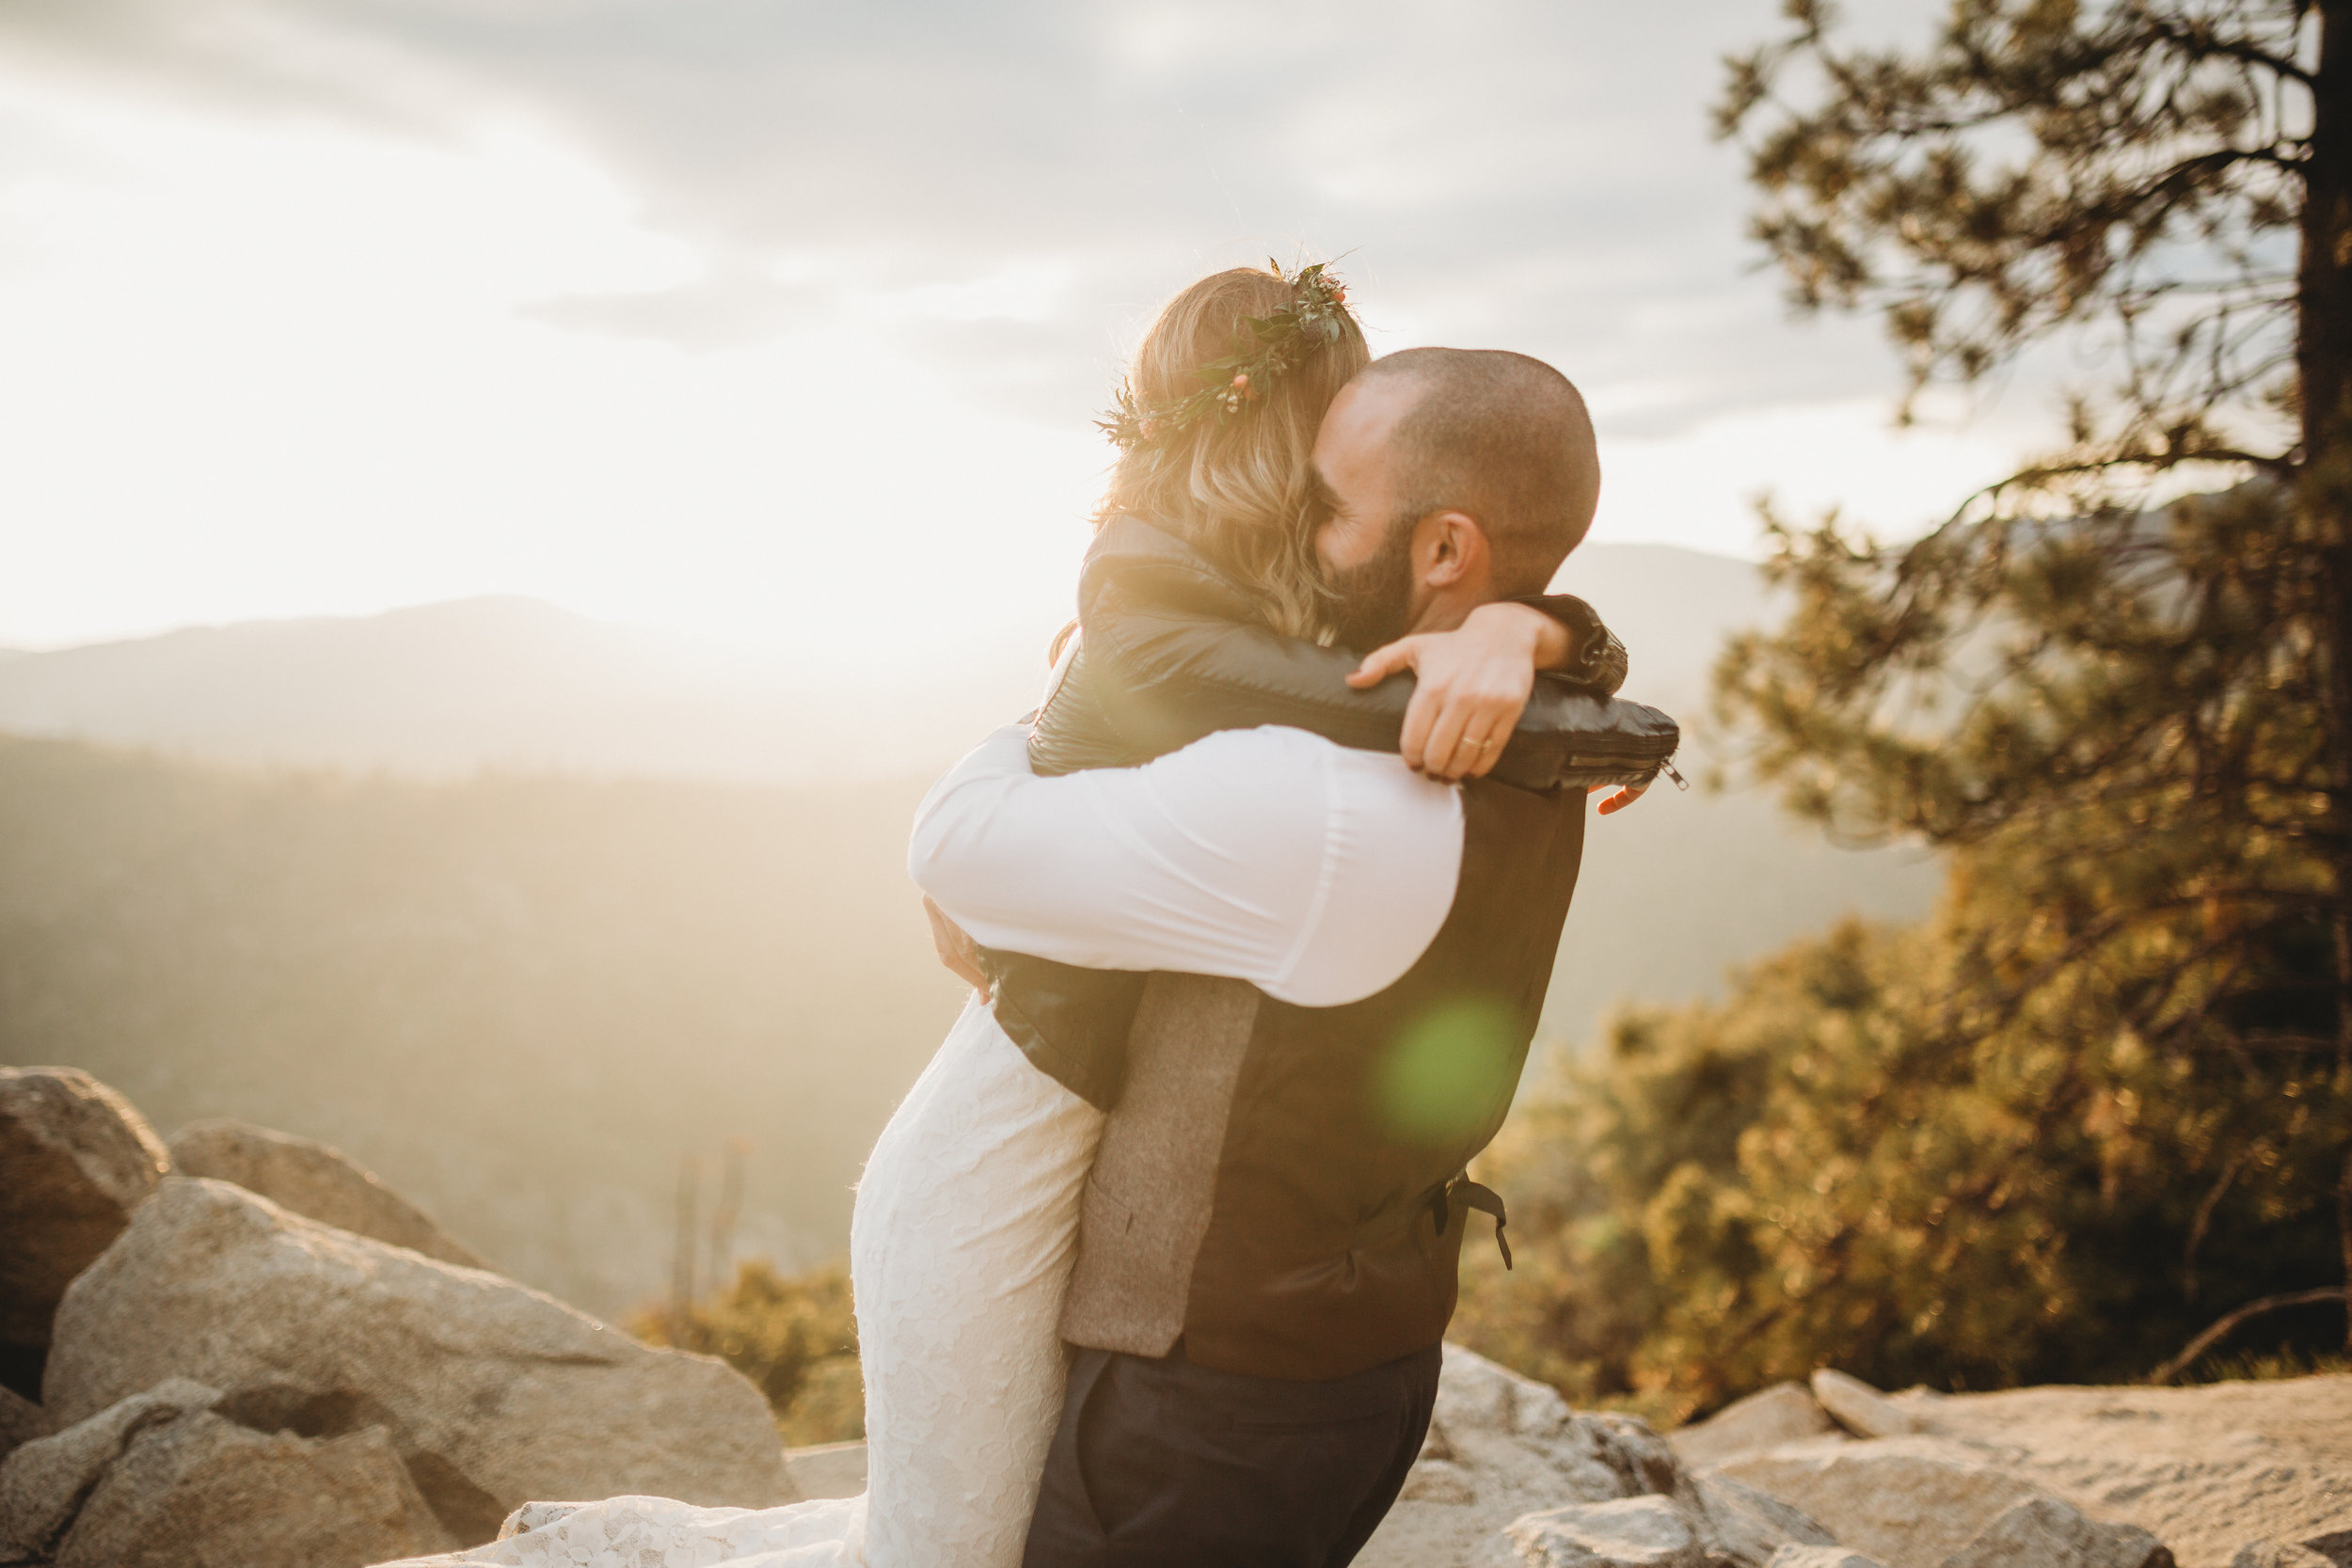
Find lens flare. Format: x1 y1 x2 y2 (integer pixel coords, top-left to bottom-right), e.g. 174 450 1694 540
1375 995 1518 1147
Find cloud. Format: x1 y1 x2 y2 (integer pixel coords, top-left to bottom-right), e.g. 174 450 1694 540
0 0 1951 437
522 264 831 353
0 0 2072 656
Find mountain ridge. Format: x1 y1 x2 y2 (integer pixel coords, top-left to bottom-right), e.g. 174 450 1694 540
0 542 1769 784
0 594 1044 784
0 545 1935 1314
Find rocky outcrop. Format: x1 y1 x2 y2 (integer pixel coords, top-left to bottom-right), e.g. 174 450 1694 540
1358 1346 1835 1568
167 1119 485 1270
61 1418 435 1568
1502 1480 1841 1568
1508 1495 1704 1568
0 1072 797 1563
467 1350 1834 1568
0 1376 222 1559
0 1068 169 1379
56 1405 447 1568
1690 1472 1838 1566
1870 1374 2352 1568
1359 1345 1676 1566
43 1177 789 1543
1721 1433 2169 1568
1937 1496 2173 1568
1684 1367 2352 1568
8 1067 2335 1568
2230 1545 2336 1568
1808 1370 1918 1440
1670 1383 1837 1467
0 1375 449 1567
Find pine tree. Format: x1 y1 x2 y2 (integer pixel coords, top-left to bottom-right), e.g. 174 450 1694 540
1712 1 2352 1360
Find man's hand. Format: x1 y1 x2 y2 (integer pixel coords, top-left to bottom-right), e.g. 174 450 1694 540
1591 782 1648 816
1346 602 1568 782
923 895 993 1000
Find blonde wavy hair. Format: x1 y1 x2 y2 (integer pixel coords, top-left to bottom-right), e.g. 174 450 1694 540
1094 266 1370 638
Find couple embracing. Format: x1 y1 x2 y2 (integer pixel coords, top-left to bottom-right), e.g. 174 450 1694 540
395 262 1677 1568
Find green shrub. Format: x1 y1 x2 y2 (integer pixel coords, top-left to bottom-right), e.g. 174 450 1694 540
630 1259 864 1446
1456 906 2348 1427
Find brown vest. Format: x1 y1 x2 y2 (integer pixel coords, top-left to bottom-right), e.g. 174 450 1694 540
1059 777 1588 1381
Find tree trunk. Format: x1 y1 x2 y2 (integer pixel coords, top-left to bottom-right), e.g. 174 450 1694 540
2300 0 2352 1348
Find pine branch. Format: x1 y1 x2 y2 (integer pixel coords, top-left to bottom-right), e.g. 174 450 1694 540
2148 1286 2352 1384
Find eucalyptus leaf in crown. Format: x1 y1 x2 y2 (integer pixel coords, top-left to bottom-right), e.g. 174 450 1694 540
1098 262 1353 451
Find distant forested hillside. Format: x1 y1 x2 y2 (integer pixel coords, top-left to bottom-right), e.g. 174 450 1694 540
0 734 967 1315
0 595 1043 784
0 546 1771 788
0 717 1933 1318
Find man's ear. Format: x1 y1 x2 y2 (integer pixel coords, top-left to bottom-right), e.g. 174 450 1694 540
1414 510 1489 590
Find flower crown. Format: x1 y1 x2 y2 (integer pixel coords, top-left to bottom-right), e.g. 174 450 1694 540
1097 262 1353 452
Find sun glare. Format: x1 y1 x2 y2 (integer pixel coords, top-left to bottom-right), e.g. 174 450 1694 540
0 7 2045 660
0 73 1106 660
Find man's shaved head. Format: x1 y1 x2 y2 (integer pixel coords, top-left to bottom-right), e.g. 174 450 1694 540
1352 348 1600 594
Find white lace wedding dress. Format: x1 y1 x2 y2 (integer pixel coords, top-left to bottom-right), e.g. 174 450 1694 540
383 996 1105 1568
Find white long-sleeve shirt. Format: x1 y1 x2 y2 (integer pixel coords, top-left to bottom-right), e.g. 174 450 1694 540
908 724 1465 1006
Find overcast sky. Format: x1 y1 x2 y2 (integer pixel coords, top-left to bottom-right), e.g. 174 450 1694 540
0 0 2042 662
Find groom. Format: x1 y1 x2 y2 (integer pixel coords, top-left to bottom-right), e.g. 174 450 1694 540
929 347 1612 1567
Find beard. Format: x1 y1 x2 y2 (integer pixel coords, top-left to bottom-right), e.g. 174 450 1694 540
1318 513 1417 654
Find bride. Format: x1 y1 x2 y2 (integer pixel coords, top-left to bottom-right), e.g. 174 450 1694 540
383 261 1629 1568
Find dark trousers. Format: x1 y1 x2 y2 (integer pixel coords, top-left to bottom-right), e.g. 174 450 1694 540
1020 1339 1442 1568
